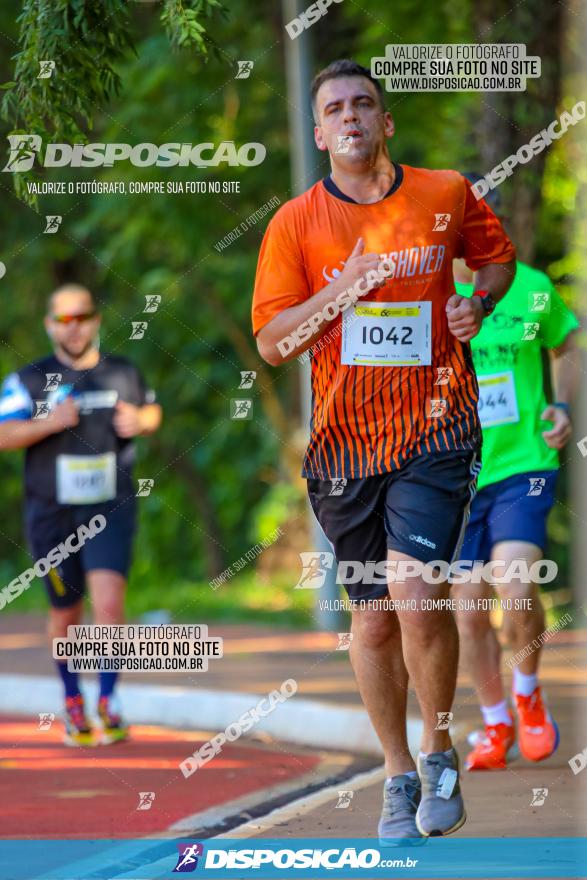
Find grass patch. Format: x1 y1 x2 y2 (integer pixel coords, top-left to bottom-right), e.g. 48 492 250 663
1 569 317 628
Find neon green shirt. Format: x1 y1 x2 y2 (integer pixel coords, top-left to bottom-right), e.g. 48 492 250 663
456 261 579 490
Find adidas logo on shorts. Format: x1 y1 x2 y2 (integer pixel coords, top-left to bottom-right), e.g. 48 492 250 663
409 534 436 549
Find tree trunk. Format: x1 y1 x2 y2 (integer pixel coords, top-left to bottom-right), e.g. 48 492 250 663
473 0 562 262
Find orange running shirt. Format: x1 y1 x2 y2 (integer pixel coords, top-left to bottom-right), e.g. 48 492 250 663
252 165 515 479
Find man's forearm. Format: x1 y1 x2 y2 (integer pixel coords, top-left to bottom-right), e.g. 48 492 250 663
475 258 516 304
256 276 355 366
550 334 581 405
0 418 54 451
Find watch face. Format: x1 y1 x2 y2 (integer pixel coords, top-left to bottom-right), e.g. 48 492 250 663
482 294 496 315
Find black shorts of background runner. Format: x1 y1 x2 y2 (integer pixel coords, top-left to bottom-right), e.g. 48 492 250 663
307 451 481 602
25 498 137 608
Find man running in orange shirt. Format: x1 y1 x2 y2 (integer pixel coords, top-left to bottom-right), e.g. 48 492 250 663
252 60 516 841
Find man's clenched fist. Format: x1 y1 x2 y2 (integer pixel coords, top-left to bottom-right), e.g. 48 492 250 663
446 294 484 342
46 397 79 433
113 400 145 438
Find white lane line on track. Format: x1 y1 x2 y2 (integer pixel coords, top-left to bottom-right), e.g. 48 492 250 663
0 673 432 756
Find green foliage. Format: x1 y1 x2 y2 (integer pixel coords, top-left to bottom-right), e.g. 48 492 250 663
1 0 224 204
0 0 575 620
161 0 224 51
252 481 303 545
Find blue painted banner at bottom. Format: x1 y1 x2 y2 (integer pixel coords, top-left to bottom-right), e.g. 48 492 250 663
1 837 586 880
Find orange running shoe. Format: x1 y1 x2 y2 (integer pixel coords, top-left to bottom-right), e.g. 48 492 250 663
466 712 516 770
514 687 559 762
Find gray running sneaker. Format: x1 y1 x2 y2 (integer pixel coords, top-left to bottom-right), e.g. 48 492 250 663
416 748 466 836
378 774 424 846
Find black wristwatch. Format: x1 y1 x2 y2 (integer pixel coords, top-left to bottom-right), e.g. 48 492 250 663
473 289 497 317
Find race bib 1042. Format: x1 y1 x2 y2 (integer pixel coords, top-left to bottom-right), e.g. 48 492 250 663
341 301 431 366
56 453 117 505
477 371 519 427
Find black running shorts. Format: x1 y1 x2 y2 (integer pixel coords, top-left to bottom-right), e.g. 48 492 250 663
307 451 481 602
25 498 137 608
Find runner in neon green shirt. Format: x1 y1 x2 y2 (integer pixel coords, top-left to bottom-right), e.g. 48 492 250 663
456 260 579 490
453 174 580 773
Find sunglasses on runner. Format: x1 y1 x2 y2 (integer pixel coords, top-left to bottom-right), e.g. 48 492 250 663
50 311 98 324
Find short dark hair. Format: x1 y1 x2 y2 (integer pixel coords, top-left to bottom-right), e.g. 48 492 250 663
311 59 385 119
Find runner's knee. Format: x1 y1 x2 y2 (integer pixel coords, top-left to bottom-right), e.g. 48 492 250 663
351 607 398 649
456 607 492 639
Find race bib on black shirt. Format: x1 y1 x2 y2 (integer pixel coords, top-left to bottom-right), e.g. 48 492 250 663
0 353 155 505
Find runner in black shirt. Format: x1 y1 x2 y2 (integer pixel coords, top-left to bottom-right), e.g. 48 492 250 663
0 284 162 745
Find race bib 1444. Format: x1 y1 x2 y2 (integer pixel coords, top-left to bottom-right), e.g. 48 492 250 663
477 371 520 427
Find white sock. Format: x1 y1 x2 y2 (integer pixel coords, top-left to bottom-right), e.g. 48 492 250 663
513 669 538 697
481 700 512 727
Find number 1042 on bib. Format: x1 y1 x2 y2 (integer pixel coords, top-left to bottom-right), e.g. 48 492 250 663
341 301 432 367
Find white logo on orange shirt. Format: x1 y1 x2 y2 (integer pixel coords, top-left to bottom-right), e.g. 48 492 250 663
322 261 346 283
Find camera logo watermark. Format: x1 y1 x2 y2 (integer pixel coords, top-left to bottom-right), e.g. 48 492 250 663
433 213 451 231
527 477 546 496
137 792 156 811
44 373 62 391
295 552 335 589
38 713 55 730
38 60 56 79
44 215 62 234
427 398 447 418
230 399 253 420
174 843 204 873
335 135 353 154
238 371 256 390
3 135 42 172
530 788 548 806
336 632 353 651
529 292 550 313
434 367 453 385
235 61 254 79
435 711 453 730
522 322 539 341
335 790 354 809
130 321 148 340
144 295 161 313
